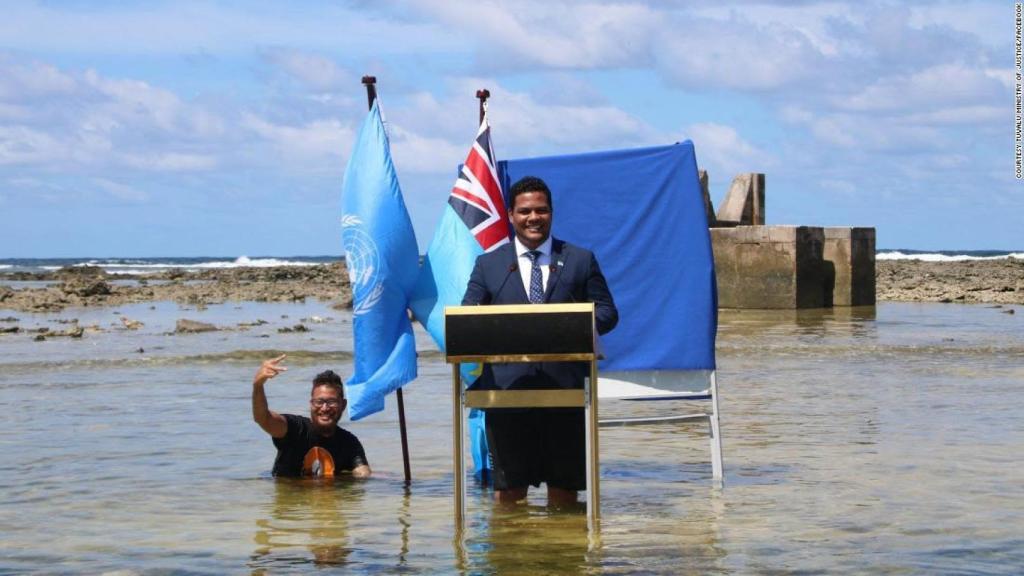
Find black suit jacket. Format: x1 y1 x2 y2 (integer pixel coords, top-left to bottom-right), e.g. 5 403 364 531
461 238 618 391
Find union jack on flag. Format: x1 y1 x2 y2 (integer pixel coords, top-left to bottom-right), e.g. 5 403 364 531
448 120 509 252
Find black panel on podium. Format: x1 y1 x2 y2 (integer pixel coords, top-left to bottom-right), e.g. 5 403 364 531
445 303 596 363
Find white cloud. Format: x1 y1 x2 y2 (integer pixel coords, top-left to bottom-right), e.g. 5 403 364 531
352 78 664 176
908 2 1004 48
0 103 31 121
901 105 1002 126
0 125 66 165
691 2 858 56
241 114 353 169
683 122 774 177
385 90 472 144
386 78 664 165
838 64 1005 113
0 1 459 55
531 73 611 107
808 113 945 151
0 56 234 173
984 67 1015 90
93 178 149 202
0 56 77 99
414 1 840 89
0 175 69 204
477 82 662 154
387 124 467 174
262 48 354 92
83 71 188 132
120 152 218 172
655 17 828 90
415 0 655 69
779 105 815 124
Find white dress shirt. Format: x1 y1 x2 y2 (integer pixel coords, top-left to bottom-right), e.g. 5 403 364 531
514 236 552 298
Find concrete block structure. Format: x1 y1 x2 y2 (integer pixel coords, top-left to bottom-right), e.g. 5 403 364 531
698 169 716 226
715 173 765 226
711 225 825 309
701 170 876 309
823 227 876 306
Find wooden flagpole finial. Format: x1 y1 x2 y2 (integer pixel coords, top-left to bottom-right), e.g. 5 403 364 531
362 76 378 109
476 89 490 124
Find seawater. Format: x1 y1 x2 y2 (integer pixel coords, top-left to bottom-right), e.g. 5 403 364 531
0 301 1022 574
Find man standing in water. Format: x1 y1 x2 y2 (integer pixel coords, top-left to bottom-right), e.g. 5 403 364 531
252 354 371 478
462 176 618 505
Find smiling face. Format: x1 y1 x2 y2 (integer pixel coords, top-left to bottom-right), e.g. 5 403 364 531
309 384 345 436
509 191 552 250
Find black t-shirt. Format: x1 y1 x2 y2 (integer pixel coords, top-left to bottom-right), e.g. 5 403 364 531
271 414 368 477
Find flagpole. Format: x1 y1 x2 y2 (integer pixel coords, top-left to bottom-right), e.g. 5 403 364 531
476 89 490 124
472 88 491 489
362 74 413 487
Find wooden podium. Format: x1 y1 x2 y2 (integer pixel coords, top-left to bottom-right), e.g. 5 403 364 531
445 303 601 530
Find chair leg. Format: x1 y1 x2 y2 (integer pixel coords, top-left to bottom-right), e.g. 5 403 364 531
709 372 723 482
708 416 723 481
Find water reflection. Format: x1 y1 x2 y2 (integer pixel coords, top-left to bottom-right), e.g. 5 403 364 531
465 503 591 574
396 486 412 570
718 305 878 336
249 478 365 572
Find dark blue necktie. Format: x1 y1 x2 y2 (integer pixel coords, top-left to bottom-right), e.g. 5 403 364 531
527 250 543 303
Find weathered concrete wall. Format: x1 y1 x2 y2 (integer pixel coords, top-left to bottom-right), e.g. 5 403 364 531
715 173 765 226
823 227 876 306
711 226 825 309
702 170 876 309
698 169 716 226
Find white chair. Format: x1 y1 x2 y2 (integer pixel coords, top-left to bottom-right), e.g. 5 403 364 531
598 370 723 481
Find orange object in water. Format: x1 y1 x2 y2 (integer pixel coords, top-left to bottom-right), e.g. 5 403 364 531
302 447 335 477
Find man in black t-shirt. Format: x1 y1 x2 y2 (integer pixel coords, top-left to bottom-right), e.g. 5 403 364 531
252 355 371 478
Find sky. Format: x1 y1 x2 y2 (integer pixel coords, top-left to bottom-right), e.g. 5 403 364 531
0 0 1019 257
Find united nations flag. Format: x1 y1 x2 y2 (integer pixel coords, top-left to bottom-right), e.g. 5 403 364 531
340 99 419 421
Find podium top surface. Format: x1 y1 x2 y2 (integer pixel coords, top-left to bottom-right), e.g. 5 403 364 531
444 303 596 363
445 303 595 316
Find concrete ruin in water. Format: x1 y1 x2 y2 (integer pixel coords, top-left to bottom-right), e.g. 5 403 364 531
702 172 875 309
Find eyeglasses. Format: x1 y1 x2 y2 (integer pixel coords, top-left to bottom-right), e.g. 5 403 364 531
310 399 341 408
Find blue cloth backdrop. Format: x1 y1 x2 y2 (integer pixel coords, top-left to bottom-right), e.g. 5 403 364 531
499 142 717 371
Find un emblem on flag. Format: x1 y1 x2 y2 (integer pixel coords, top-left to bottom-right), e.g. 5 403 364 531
341 215 384 315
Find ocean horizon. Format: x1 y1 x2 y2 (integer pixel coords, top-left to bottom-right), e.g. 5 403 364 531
2 248 1022 275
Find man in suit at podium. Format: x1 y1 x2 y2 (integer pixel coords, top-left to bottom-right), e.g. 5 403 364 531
462 175 618 506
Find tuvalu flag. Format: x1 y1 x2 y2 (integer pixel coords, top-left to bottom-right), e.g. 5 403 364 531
409 115 508 346
409 110 509 478
340 100 419 421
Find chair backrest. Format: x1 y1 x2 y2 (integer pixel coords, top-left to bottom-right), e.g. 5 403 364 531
599 370 713 400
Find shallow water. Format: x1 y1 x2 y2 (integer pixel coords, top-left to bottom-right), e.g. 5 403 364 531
0 301 1022 574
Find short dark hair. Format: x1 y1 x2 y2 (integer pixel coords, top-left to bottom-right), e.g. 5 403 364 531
311 370 345 398
509 176 552 211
